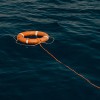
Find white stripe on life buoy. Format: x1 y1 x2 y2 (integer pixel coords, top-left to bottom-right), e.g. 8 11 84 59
43 36 49 39
26 38 29 44
20 33 24 37
35 31 38 36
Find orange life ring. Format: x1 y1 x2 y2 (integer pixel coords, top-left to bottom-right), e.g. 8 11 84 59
17 31 49 45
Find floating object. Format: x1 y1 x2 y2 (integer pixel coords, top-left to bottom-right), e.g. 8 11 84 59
16 30 100 89
17 31 49 45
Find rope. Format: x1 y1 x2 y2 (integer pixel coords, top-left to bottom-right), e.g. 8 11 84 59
39 44 100 89
44 36 55 44
0 34 17 42
4 34 99 89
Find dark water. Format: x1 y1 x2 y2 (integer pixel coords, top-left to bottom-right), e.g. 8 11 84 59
0 0 100 100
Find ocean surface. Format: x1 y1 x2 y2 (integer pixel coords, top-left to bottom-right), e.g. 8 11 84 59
0 0 100 100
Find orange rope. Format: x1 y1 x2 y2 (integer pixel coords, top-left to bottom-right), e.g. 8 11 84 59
40 44 100 89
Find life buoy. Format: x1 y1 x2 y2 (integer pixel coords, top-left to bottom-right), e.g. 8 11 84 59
17 31 49 45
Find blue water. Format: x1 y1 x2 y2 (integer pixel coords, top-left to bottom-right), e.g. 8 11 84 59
0 0 100 100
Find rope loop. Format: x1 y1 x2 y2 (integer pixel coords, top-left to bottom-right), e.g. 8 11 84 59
44 36 55 44
0 34 16 41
